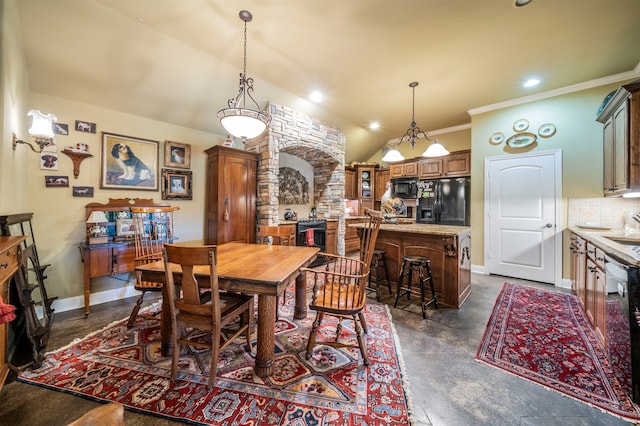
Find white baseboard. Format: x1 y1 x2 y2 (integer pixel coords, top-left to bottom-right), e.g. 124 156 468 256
53 286 142 314
471 264 487 274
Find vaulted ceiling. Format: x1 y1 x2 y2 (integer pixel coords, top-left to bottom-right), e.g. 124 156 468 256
16 0 640 163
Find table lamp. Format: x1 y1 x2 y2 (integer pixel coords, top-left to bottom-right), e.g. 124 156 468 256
87 211 109 244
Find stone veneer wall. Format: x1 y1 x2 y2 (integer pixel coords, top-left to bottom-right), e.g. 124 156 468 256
245 103 347 253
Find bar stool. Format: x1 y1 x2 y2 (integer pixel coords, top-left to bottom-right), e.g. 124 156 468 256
367 249 392 301
394 255 438 318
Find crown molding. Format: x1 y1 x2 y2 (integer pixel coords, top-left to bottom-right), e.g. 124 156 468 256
467 66 640 117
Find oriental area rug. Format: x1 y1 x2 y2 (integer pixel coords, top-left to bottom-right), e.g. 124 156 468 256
476 282 640 422
17 283 412 425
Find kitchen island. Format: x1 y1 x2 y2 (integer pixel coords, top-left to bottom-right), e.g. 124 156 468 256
351 222 471 308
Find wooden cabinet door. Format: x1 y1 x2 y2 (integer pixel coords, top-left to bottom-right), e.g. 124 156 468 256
389 163 405 179
612 101 629 193
574 236 586 308
444 150 471 176
113 245 136 274
345 168 356 199
375 168 390 201
585 257 596 324
403 161 418 177
325 221 338 254
419 158 443 179
603 115 615 193
89 247 114 276
390 161 417 178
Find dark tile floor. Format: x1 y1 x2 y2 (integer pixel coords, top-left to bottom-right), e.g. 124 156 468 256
0 273 633 425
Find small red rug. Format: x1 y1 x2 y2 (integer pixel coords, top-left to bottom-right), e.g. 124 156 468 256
476 282 640 422
17 286 411 425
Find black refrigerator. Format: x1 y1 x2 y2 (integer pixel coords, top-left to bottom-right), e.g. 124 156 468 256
417 177 470 226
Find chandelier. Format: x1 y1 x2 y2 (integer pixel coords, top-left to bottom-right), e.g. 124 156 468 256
217 10 270 141
381 82 448 162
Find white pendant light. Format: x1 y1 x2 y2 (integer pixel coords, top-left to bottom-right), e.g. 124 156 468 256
422 139 449 157
217 10 270 141
381 147 405 162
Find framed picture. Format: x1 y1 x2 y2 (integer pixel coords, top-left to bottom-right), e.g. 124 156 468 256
116 218 135 237
53 123 69 135
162 168 192 200
101 132 159 191
45 175 69 187
75 120 96 133
72 186 94 197
164 140 191 169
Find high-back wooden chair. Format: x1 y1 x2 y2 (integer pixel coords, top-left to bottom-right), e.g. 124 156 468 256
162 243 254 389
302 209 382 365
126 206 179 328
259 225 295 319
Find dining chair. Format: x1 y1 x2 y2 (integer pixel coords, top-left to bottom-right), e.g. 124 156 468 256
302 209 382 365
162 243 254 389
126 206 179 328
259 225 295 319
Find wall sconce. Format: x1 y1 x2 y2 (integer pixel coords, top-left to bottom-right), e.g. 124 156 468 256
12 110 57 153
86 211 109 244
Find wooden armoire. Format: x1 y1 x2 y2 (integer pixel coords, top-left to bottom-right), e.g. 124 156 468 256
204 145 258 244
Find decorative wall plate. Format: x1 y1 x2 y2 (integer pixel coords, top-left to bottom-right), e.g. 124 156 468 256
538 123 556 138
506 132 537 148
489 132 505 144
513 119 529 132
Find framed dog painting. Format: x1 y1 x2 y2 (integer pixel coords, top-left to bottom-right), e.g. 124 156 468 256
101 132 159 191
164 140 191 169
161 168 192 200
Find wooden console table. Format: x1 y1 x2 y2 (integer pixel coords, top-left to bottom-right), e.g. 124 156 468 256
80 198 170 316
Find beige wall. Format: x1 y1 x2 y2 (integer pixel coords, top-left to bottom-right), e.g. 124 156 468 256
1 0 30 213
470 82 635 278
25 93 224 307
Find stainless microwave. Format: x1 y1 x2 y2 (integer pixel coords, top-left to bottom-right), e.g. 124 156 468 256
391 178 418 199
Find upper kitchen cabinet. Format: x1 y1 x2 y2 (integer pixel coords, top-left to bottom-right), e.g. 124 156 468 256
389 160 418 179
356 164 377 213
419 150 470 179
204 146 258 244
375 168 390 201
597 81 640 197
345 166 356 200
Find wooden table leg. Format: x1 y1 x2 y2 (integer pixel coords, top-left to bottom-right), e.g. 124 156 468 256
254 294 276 377
293 272 307 320
160 284 172 357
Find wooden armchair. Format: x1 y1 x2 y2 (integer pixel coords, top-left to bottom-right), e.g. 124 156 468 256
302 209 382 365
126 206 179 328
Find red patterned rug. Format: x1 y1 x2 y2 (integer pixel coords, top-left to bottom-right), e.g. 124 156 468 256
476 282 640 422
17 284 411 425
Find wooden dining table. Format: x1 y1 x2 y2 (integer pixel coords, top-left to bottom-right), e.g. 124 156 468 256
134 241 319 378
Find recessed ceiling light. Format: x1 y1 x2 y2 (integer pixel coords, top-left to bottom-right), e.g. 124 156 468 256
523 78 540 88
369 122 380 130
514 0 532 7
309 91 323 103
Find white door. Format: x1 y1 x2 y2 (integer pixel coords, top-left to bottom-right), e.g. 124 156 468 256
485 150 562 285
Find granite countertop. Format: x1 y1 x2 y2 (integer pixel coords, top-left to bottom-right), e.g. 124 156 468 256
570 227 640 265
349 222 470 236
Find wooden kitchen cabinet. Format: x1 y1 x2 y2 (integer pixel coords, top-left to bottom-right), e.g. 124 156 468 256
597 81 640 197
389 160 418 179
325 220 338 254
443 150 471 177
345 167 356 199
345 217 368 254
569 232 586 302
585 242 607 345
375 168 390 201
419 150 470 179
205 146 258 245
356 165 376 214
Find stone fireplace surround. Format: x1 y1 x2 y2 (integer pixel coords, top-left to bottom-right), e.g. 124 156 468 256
245 103 348 253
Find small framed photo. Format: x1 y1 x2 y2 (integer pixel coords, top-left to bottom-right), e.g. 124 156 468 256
164 140 191 169
72 186 94 197
116 218 135 237
75 120 96 133
101 132 159 191
162 168 192 200
45 175 69 187
41 153 59 169
53 123 69 135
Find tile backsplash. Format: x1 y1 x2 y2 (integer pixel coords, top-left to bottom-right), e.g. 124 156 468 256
568 197 640 231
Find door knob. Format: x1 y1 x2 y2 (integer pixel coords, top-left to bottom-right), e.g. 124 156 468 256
545 223 553 228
